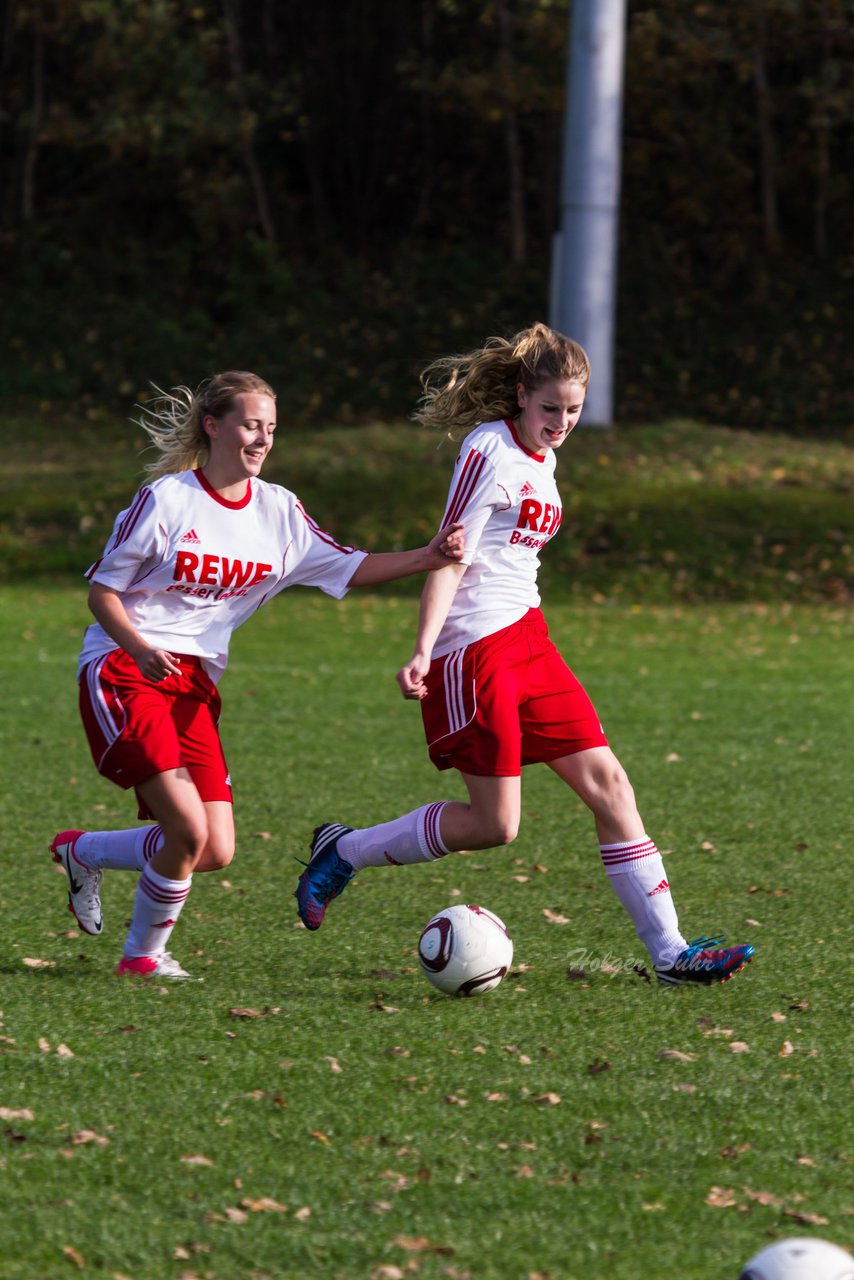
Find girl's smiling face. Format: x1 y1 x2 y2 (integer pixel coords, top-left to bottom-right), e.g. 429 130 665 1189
515 377 586 455
203 392 277 485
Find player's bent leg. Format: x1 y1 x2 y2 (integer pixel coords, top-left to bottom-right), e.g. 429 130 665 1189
453 773 522 849
194 800 236 872
547 747 641 844
137 769 210 880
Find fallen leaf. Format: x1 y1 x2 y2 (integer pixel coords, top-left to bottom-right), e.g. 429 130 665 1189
391 1234 453 1255
542 908 569 924
729 1042 750 1053
532 1093 561 1106
785 1209 828 1226
779 1041 795 1057
705 1186 737 1208
743 1187 783 1207
719 1143 751 1159
514 1164 536 1177
62 1246 85 1267
56 1044 75 1059
771 1011 787 1022
241 1197 288 1213
443 1094 468 1106
672 1084 697 1094
371 1267 405 1280
71 1130 109 1147
797 1156 817 1167
294 1206 311 1221
369 995 400 1013
485 1092 507 1102
23 958 56 969
310 1130 331 1145
0 1108 33 1121
223 1206 249 1224
325 1056 342 1073
181 1154 214 1166
659 1049 696 1062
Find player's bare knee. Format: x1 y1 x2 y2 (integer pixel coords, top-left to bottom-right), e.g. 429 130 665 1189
485 816 519 847
201 836 235 871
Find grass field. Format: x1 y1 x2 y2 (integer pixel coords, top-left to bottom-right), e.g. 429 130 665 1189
1 584 851 1279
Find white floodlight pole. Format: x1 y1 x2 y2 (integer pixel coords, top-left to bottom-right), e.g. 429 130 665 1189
550 0 627 427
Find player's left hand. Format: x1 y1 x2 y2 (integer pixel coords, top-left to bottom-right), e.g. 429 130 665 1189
428 521 464 564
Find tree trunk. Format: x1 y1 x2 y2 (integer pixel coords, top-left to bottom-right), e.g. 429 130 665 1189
0 0 18 227
496 0 526 265
754 10 779 251
21 3 44 223
413 0 436 231
223 0 277 246
813 0 831 258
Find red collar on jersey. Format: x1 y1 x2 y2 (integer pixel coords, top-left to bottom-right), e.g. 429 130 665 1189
194 467 253 509
505 418 547 462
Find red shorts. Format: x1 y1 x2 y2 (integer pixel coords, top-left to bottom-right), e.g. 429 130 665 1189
78 650 232 816
421 608 608 777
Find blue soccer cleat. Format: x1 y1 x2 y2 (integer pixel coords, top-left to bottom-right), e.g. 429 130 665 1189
294 823 355 931
655 936 755 986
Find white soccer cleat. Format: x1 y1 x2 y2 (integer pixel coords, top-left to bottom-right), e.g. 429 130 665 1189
115 951 192 980
51 830 103 936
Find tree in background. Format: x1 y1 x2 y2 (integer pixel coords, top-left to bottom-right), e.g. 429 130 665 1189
0 0 850 427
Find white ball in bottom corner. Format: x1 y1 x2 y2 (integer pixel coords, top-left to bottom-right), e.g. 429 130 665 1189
739 1238 854 1280
418 904 513 997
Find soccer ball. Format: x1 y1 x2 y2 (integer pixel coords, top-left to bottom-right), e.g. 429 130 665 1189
418 904 513 996
739 1238 854 1280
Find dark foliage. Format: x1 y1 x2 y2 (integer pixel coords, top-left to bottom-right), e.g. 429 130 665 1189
0 0 851 428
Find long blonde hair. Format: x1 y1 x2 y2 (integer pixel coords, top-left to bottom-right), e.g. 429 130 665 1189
136 371 276 480
414 322 590 434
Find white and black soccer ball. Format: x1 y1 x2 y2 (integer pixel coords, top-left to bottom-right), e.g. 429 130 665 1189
739 1238 854 1280
418 904 513 997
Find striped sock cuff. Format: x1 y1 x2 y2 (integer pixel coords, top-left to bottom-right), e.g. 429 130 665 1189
139 866 192 906
419 803 451 860
142 826 164 863
599 835 658 872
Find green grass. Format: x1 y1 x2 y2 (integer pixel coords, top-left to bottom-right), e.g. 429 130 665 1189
1 416 852 603
1 586 852 1279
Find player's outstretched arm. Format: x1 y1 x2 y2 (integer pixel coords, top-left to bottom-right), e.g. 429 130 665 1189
347 522 464 588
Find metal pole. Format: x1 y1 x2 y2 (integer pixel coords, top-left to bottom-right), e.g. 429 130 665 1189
550 0 626 427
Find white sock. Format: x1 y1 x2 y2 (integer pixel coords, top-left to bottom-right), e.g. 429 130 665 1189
123 866 192 959
76 826 164 872
339 803 451 870
600 835 687 968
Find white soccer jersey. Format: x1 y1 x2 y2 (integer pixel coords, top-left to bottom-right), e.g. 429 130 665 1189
78 468 367 682
432 418 563 658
